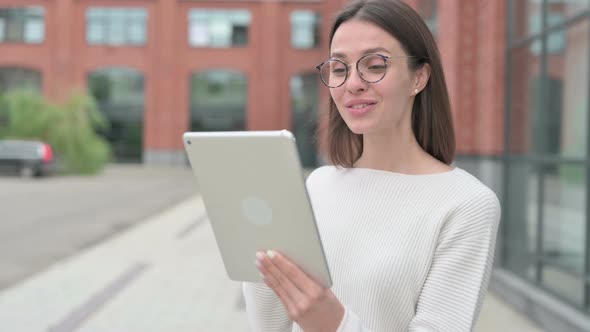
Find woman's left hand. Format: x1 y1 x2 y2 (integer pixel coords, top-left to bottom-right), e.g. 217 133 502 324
256 250 345 332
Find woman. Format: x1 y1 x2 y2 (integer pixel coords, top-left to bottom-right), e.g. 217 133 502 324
243 1 500 331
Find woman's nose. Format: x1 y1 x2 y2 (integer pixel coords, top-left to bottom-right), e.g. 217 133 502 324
346 67 368 93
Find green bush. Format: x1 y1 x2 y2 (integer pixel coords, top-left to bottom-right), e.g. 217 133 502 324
0 90 111 174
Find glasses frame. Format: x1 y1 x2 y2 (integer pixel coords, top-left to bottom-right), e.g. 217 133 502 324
315 53 415 88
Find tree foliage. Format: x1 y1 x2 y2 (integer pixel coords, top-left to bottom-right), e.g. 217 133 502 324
0 90 111 174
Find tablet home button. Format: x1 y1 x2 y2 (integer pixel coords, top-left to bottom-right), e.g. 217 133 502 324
240 196 272 226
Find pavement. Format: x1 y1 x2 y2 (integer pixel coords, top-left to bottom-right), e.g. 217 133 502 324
0 166 547 331
0 165 196 290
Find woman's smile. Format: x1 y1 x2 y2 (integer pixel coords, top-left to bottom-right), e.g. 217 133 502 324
345 99 378 116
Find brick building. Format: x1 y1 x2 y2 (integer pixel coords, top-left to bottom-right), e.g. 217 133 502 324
0 0 505 164
0 1 589 331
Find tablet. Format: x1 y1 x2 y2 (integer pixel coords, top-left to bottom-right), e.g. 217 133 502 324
182 130 332 288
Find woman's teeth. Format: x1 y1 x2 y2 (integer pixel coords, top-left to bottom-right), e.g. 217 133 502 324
351 103 371 109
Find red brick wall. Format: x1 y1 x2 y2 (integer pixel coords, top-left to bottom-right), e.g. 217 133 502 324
436 0 506 155
0 0 507 159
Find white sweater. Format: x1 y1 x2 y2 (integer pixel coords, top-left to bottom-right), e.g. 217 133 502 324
243 166 501 332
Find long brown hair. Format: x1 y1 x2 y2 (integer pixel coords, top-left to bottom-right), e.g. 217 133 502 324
326 0 455 167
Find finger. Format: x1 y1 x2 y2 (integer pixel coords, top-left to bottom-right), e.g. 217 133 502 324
257 261 295 312
258 251 307 304
266 250 324 297
256 255 296 313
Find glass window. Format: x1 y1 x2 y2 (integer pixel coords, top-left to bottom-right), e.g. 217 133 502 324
554 20 588 158
509 44 542 155
190 70 247 131
506 0 590 312
504 162 540 281
541 164 586 306
88 68 145 162
86 7 147 46
416 0 438 37
188 9 251 48
530 13 566 55
290 73 319 167
0 7 45 44
0 67 41 92
290 11 320 49
524 20 588 158
548 0 589 28
511 0 542 40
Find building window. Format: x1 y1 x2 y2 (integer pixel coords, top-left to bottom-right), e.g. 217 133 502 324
190 70 247 131
86 8 147 46
505 0 590 311
0 67 41 92
290 73 319 167
88 68 145 162
416 0 438 38
188 9 251 48
290 11 320 49
530 14 566 55
0 7 44 44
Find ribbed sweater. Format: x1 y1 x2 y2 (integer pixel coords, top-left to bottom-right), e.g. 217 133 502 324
243 166 501 332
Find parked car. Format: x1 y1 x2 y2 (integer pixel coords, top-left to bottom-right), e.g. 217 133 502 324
0 140 56 177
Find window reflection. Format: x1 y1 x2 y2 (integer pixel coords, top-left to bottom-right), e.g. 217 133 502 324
190 70 247 131
505 1 590 310
290 11 320 49
416 0 438 37
88 68 144 162
548 0 589 28
509 45 541 155
554 21 588 158
290 73 319 167
514 20 589 158
188 9 250 48
541 164 586 306
504 162 539 281
511 0 542 40
0 7 44 44
529 14 566 55
86 8 147 46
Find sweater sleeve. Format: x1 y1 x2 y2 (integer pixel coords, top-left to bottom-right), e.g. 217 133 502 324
242 282 293 332
406 190 501 332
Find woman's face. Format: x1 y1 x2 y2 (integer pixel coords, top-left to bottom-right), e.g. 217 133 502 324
329 19 416 135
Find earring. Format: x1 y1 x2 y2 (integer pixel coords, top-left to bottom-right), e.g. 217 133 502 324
414 88 419 94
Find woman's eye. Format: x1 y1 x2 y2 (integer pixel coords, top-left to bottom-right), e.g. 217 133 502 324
368 65 386 71
332 68 346 76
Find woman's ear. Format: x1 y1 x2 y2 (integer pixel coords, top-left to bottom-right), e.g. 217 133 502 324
412 63 431 95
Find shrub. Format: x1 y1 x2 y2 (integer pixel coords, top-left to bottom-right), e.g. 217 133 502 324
0 90 111 174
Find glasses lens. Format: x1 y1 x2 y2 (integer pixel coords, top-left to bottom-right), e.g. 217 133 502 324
320 60 347 88
358 55 387 83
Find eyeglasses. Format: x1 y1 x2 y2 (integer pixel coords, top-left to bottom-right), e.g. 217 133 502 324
315 53 413 88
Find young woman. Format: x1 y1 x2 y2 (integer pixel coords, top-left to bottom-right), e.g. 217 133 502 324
243 1 500 331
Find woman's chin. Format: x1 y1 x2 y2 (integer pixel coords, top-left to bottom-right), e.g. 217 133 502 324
346 122 373 135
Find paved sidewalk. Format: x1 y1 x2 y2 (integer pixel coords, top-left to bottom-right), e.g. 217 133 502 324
0 196 544 331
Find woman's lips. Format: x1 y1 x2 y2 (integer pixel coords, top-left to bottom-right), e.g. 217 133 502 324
346 102 377 116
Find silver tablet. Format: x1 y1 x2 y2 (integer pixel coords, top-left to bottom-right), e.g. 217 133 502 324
183 130 332 288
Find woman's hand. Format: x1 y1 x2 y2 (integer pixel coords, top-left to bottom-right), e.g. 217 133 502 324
255 250 345 332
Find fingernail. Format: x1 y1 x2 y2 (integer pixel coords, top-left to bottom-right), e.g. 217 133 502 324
255 259 261 269
259 273 265 280
256 251 264 261
266 250 275 259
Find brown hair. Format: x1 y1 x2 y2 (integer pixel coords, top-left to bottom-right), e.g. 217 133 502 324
326 0 455 167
